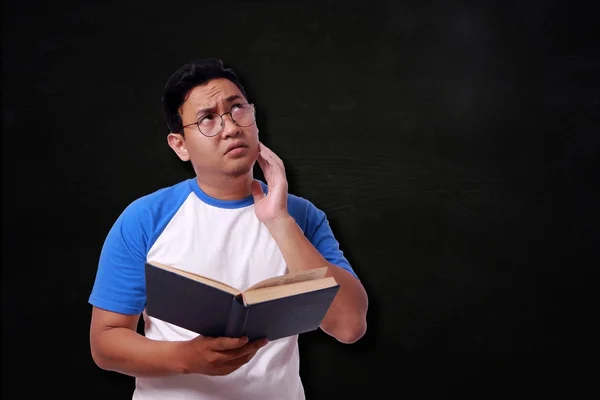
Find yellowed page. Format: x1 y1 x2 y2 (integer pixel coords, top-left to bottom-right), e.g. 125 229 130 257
243 276 338 305
246 267 329 292
148 261 240 295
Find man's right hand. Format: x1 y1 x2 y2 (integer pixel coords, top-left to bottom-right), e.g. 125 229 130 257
179 336 269 376
90 308 269 378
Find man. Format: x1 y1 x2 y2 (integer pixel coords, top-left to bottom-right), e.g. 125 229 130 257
88 58 369 399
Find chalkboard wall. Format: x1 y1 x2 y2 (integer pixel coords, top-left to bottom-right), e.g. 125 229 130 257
2 0 598 398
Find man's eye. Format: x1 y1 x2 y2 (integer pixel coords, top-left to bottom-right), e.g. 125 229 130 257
199 115 215 125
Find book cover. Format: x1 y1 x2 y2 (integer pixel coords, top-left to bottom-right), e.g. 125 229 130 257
144 262 340 341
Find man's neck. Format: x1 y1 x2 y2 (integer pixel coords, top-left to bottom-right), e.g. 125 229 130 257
196 173 253 201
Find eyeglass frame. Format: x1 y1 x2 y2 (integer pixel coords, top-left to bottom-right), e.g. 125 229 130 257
181 103 256 137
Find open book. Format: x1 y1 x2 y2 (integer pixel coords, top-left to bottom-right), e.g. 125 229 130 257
144 261 340 341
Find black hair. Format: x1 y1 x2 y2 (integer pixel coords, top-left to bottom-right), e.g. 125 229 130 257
161 58 248 134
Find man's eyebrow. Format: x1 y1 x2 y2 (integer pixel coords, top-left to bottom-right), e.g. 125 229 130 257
195 95 244 117
224 94 243 103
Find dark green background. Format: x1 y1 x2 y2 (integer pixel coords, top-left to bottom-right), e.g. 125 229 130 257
2 0 598 398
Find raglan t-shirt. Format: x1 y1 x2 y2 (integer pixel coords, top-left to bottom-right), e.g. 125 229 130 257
88 177 357 400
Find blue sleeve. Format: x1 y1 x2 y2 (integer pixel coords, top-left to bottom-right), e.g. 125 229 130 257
88 201 149 315
301 200 359 280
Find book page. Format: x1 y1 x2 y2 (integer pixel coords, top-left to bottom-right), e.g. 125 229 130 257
147 261 240 295
243 276 338 305
245 267 328 292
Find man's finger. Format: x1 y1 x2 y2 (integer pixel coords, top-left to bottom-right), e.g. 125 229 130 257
259 143 282 166
226 349 259 369
258 142 277 163
257 153 275 181
257 152 271 171
221 339 268 361
259 145 285 175
210 336 249 351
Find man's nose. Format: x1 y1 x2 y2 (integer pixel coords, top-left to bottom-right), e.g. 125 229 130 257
221 113 240 138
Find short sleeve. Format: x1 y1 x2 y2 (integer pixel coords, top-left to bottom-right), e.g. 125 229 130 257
88 202 149 315
302 201 359 280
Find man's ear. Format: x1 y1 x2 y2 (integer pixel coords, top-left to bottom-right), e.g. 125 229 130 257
167 133 190 161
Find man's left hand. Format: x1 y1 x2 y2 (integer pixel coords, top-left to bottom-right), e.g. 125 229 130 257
251 142 290 225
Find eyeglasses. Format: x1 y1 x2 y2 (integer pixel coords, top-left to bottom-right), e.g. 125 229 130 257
182 103 256 137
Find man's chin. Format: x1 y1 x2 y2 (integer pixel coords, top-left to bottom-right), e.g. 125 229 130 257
226 163 253 179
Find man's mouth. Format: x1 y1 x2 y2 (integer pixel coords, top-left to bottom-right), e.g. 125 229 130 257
225 142 248 154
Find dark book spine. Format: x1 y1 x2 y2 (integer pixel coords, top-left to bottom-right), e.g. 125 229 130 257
224 295 248 338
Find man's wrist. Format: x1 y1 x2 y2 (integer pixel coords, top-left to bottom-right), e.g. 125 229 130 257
264 214 296 237
170 340 192 375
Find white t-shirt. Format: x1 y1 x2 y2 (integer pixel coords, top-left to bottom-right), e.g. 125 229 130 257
89 177 357 399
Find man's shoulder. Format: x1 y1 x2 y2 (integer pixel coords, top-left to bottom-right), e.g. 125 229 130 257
284 190 328 231
119 178 194 223
286 191 311 209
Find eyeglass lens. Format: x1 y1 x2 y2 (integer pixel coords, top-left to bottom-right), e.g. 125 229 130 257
198 104 255 136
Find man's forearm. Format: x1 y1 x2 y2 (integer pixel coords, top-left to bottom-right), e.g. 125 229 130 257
266 216 368 343
91 327 188 378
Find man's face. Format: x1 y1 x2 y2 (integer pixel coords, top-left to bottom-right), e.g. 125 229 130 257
168 78 259 179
